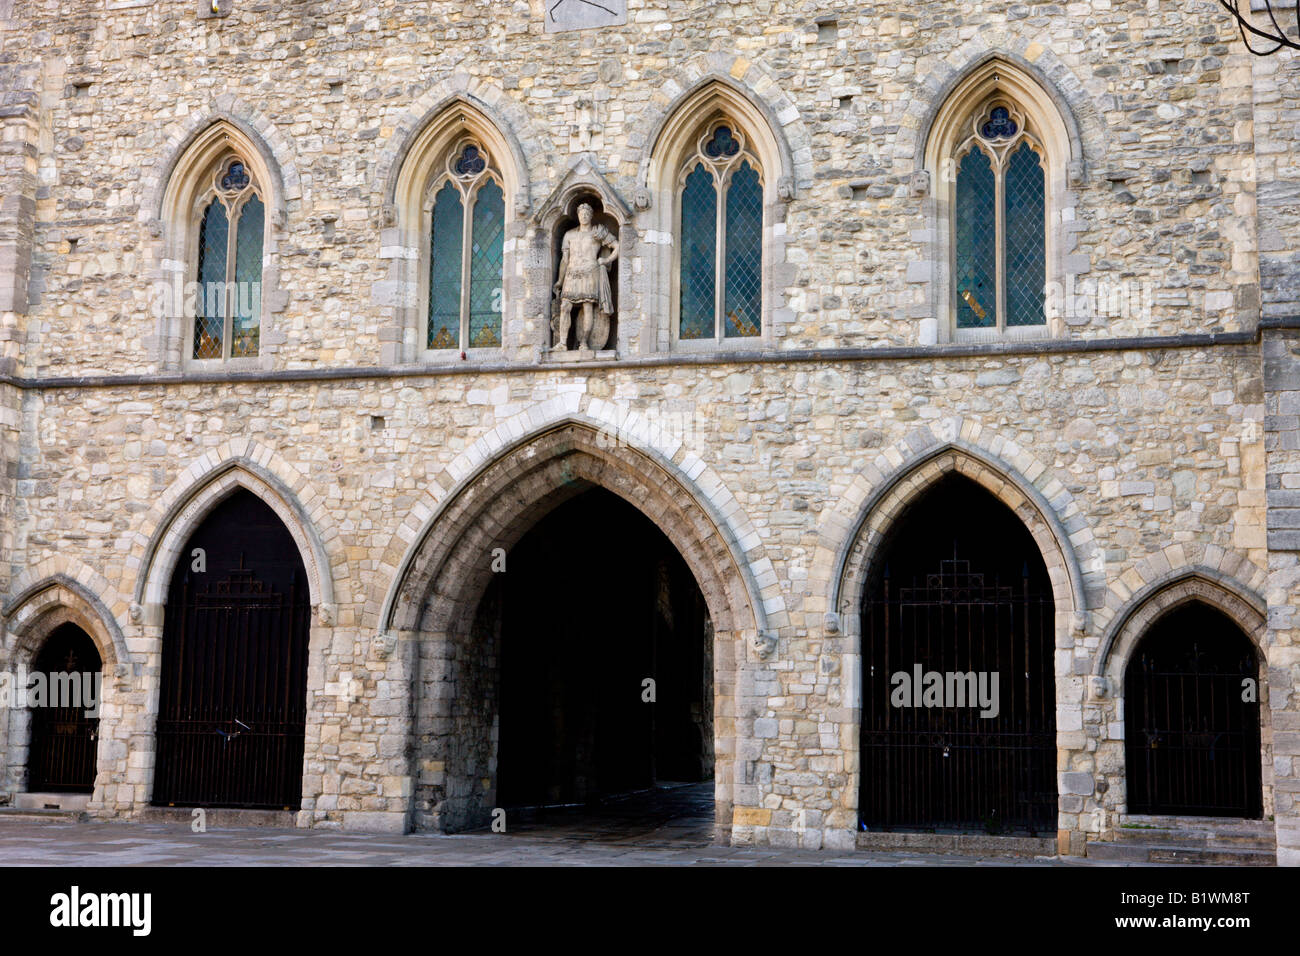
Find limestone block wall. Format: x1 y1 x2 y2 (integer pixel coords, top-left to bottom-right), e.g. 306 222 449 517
1252 45 1300 869
0 0 1293 855
0 0 1268 382
0 344 1267 848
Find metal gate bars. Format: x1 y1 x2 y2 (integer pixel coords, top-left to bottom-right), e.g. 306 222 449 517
153 568 310 810
860 558 1057 834
1124 604 1262 818
27 624 102 793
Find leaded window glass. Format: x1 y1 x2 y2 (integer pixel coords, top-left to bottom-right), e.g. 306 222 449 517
192 157 264 360
679 164 716 341
232 194 263 357
194 200 228 360
955 149 996 329
426 142 505 351
468 179 504 348
428 182 463 351
1004 141 1046 328
677 121 763 343
952 102 1047 334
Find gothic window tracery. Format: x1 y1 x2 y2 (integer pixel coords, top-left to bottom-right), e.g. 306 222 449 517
193 156 265 360
951 100 1047 332
677 120 763 342
426 141 505 351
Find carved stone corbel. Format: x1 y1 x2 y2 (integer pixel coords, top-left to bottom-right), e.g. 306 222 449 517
1068 159 1084 186
910 169 930 197
823 611 840 635
1089 675 1110 700
514 191 530 218
128 602 142 625
633 187 651 212
373 630 397 661
751 629 779 660
777 175 795 202
380 202 396 228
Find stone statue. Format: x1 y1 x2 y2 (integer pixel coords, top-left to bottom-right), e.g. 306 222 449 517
552 202 618 351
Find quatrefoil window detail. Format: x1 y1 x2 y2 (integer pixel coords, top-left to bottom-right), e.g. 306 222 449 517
220 160 250 192
704 126 741 159
980 106 1018 141
454 145 487 177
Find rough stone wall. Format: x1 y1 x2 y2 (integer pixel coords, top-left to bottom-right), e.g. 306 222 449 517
0 0 1293 854
0 43 42 790
1252 46 1300 866
0 0 1268 379
2 347 1269 844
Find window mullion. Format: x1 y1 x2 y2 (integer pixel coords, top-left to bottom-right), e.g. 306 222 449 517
715 170 726 341
460 185 474 350
995 162 1006 333
225 201 239 360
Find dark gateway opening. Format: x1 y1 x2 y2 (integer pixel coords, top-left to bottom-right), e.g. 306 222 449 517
27 623 101 794
1124 602 1262 818
860 475 1057 835
489 487 713 813
153 490 311 811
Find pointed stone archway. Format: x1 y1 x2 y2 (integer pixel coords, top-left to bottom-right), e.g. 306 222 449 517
830 441 1087 850
1 575 128 812
384 421 766 838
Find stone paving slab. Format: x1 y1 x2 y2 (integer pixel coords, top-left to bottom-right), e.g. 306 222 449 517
0 819 1135 866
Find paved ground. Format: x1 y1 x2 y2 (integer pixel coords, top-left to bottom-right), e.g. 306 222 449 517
0 783 1088 866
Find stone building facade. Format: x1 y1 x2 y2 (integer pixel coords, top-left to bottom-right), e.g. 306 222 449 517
0 0 1298 861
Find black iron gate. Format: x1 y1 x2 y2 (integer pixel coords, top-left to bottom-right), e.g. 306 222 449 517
861 558 1056 834
1125 604 1262 817
153 567 310 810
28 624 101 793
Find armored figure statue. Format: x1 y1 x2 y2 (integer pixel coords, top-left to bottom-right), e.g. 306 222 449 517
552 202 618 350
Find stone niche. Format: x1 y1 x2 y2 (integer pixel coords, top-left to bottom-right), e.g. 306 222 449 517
532 158 633 359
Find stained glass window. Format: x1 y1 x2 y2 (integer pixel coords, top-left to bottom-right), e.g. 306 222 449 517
679 164 716 340
724 161 762 338
192 155 264 360
980 107 1019 141
677 121 763 343
952 104 1048 334
955 148 997 329
455 145 487 177
232 194 263 357
1004 142 1046 328
428 181 463 350
221 161 250 191
425 142 506 351
468 180 504 348
705 126 741 159
194 198 228 360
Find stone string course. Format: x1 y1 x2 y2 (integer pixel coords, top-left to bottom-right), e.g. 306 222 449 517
0 0 1295 860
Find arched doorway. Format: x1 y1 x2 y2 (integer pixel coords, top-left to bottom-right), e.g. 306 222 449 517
393 421 761 836
27 623 101 793
152 489 311 810
1124 602 1262 818
860 475 1057 834
488 488 713 820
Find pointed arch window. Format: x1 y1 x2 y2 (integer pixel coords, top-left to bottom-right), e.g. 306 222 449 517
677 121 764 342
952 102 1047 333
426 142 505 351
193 157 264 360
